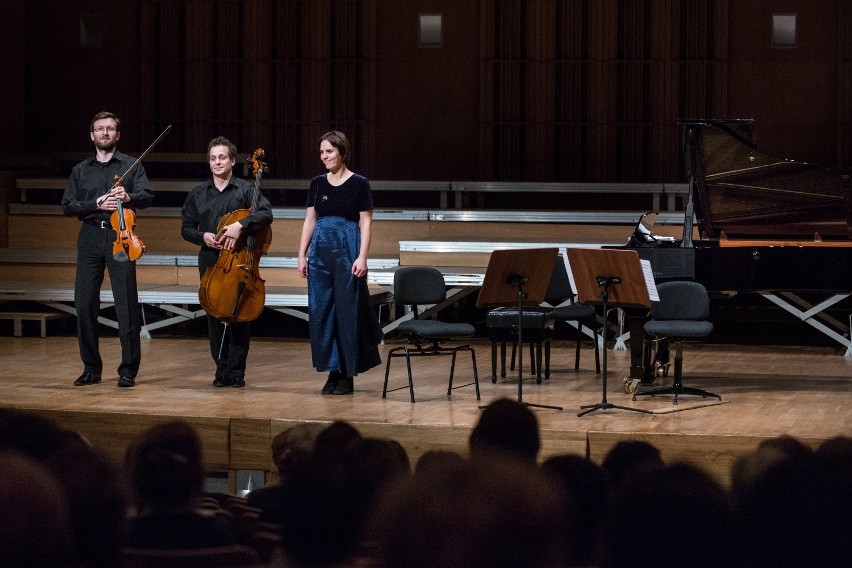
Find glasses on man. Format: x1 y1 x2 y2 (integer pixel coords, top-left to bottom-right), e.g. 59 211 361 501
93 126 117 133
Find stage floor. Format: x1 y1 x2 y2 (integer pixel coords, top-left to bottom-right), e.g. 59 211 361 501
1 335 850 487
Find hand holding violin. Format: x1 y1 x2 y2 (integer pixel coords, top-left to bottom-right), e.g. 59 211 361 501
97 186 130 211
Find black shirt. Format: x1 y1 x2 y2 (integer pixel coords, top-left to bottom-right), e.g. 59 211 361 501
181 176 273 250
306 173 373 223
61 151 154 223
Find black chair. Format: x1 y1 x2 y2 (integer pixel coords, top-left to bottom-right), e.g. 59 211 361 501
632 280 720 405
383 266 480 403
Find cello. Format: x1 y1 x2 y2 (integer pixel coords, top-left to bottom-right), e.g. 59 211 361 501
198 148 273 325
109 124 172 262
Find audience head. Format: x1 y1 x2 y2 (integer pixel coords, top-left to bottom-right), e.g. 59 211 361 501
347 437 412 498
601 439 664 487
45 442 128 568
0 408 71 460
605 462 737 568
756 434 813 461
740 450 851 568
414 449 466 478
271 422 324 479
374 456 566 568
541 454 609 567
276 450 371 567
0 451 72 568
125 420 205 512
314 420 362 456
469 398 541 464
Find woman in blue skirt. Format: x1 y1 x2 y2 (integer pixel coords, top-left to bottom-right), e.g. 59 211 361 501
297 131 383 395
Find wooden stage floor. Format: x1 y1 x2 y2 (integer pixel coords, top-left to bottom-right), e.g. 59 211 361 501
1 335 850 487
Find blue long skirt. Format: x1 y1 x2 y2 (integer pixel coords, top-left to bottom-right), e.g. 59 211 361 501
307 216 383 377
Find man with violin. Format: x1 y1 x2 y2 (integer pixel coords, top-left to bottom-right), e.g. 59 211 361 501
62 111 154 388
181 137 273 388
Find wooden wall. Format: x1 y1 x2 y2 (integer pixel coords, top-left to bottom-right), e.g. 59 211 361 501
8 0 852 183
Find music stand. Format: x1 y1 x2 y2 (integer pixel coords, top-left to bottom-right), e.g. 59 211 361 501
477 247 561 411
564 248 653 417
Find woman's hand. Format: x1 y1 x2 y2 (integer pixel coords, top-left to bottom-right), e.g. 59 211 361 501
351 257 368 278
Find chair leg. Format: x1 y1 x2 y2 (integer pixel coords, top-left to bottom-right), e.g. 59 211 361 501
500 342 507 378
632 340 720 404
592 322 601 373
544 340 551 380
404 349 415 403
534 341 543 384
491 340 498 383
574 327 582 370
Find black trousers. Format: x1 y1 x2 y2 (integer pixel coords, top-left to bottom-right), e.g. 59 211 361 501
198 249 251 379
74 223 141 377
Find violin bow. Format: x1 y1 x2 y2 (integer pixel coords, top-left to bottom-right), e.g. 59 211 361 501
113 124 173 187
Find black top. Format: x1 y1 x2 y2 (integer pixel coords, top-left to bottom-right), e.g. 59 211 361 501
181 176 273 251
61 151 154 223
306 173 373 223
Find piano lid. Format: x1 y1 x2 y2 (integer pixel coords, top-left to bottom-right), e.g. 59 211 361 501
679 119 851 241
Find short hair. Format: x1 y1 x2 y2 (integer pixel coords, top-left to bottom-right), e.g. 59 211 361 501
319 130 350 163
126 420 205 509
90 111 121 132
469 398 541 463
208 136 238 160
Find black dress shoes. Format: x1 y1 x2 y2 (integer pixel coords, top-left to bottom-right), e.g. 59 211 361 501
230 376 246 388
213 375 231 387
74 372 102 386
332 376 354 395
117 375 136 388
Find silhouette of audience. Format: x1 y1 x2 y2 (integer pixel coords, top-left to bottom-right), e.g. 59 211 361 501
247 422 324 522
469 397 541 464
1 407 849 568
124 419 239 549
605 462 738 568
541 454 609 567
0 451 73 568
601 438 665 488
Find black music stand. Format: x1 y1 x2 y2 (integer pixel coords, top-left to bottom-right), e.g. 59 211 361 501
564 248 654 417
477 248 561 411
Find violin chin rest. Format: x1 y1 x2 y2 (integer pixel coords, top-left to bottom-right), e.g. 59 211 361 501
113 251 129 263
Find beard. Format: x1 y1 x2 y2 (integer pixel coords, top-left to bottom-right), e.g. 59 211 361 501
94 138 117 152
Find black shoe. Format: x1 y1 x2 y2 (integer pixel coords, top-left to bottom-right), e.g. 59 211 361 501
230 377 246 388
117 375 135 388
322 371 342 395
213 375 231 387
332 376 354 395
74 372 101 386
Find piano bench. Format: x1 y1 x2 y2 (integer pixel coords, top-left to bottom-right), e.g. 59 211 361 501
486 307 555 384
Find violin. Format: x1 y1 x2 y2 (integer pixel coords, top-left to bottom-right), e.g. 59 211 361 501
110 177 145 262
108 124 172 262
198 148 273 324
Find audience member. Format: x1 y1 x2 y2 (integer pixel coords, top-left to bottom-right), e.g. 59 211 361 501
313 419 363 456
0 451 73 568
247 422 324 521
469 398 541 464
373 455 566 568
739 450 851 568
600 439 664 488
124 419 239 549
605 462 738 568
541 454 609 567
414 449 466 477
45 442 128 568
274 450 371 567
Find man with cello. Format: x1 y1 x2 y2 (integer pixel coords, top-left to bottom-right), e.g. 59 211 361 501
62 111 154 388
181 137 273 388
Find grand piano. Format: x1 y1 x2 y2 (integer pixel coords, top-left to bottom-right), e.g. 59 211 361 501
625 118 852 383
